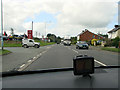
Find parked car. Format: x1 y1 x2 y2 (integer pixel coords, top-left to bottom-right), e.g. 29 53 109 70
76 41 89 49
22 39 40 48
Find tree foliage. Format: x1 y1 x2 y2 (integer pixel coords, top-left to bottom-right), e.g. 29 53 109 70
47 33 61 43
111 37 120 48
71 37 77 44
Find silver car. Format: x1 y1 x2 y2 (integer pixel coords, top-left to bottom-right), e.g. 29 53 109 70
76 41 89 49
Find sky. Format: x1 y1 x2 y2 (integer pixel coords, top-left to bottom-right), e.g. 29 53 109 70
0 0 119 38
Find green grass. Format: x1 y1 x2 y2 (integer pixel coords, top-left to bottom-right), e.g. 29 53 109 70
0 49 11 55
0 40 55 47
101 47 120 53
4 43 22 47
35 40 55 46
1 41 22 47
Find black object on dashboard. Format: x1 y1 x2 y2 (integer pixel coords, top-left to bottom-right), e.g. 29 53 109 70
73 55 94 76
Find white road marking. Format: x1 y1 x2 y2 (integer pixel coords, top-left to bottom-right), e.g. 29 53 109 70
28 60 32 62
42 51 47 54
20 64 25 68
72 49 79 53
39 53 42 55
37 55 39 57
94 59 107 66
71 48 107 66
18 48 49 71
33 57 36 59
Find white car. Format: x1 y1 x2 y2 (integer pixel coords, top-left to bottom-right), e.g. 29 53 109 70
22 39 40 48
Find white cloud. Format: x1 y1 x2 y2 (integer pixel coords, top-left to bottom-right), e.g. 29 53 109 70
0 0 118 36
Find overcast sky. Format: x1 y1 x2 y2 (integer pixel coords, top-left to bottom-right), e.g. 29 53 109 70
0 0 119 37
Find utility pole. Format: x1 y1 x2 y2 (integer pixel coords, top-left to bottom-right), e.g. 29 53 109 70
45 22 46 38
1 0 3 50
36 31 37 37
39 32 40 38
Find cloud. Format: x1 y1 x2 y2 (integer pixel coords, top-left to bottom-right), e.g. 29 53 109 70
0 0 118 36
56 2 117 27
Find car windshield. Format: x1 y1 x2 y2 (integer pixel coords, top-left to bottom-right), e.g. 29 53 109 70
64 39 71 41
79 41 87 44
0 0 119 74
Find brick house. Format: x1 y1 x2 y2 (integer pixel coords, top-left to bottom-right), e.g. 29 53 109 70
77 29 103 41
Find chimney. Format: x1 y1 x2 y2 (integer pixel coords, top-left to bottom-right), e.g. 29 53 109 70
82 30 84 33
115 25 119 28
85 29 88 31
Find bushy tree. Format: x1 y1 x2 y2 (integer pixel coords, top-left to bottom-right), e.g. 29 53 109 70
71 37 77 44
47 33 57 42
111 37 120 48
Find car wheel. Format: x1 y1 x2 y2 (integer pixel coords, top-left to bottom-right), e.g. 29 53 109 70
35 45 39 48
76 46 78 49
24 45 28 48
86 47 89 49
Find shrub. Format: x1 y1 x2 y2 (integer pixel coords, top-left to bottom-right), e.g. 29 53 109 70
111 37 120 48
104 39 112 47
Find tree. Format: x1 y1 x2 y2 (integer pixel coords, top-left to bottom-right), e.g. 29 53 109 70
47 33 57 42
56 36 61 43
71 37 77 44
11 28 14 36
111 37 120 48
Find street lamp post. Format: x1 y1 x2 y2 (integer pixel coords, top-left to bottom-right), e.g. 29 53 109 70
45 22 47 42
32 21 33 39
1 0 3 50
45 22 47 38
45 21 51 42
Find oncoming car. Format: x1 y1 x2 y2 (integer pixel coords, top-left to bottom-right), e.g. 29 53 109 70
76 41 89 49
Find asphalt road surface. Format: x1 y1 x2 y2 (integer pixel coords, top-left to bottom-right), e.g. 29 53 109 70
24 44 119 71
2 44 119 72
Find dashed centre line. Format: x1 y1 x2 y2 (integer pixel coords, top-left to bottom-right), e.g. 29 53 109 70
20 64 25 68
18 51 48 71
28 60 32 62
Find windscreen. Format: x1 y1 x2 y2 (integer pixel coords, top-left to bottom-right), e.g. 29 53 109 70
0 0 119 74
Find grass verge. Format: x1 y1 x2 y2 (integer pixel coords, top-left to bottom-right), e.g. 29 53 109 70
4 43 22 47
35 40 55 46
2 41 22 47
1 40 55 47
101 47 120 53
0 49 12 55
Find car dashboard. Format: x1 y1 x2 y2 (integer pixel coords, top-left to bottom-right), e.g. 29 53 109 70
2 68 119 89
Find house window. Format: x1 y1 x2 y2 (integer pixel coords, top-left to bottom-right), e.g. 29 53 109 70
93 35 95 38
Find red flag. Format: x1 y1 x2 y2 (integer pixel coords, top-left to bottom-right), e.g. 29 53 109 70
4 31 6 36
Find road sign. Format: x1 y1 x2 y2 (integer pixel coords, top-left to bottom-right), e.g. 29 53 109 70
27 30 33 39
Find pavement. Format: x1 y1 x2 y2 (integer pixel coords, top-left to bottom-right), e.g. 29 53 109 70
2 44 119 72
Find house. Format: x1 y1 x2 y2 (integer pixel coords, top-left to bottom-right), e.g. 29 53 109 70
77 29 103 41
108 25 120 39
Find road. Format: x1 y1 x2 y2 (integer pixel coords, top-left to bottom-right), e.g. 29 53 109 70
2 44 119 72
2 45 53 72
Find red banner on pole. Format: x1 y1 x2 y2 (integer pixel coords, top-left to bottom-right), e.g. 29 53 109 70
27 30 33 39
